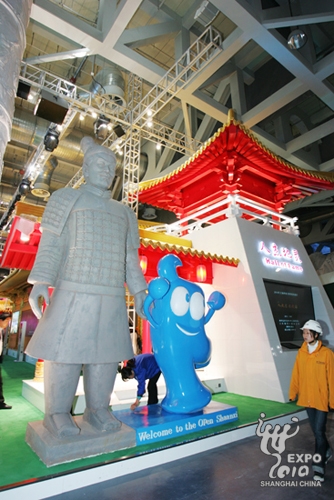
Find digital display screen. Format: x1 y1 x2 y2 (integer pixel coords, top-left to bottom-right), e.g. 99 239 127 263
263 279 315 345
10 311 20 334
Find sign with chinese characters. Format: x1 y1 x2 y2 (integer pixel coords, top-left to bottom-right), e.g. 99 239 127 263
259 241 303 273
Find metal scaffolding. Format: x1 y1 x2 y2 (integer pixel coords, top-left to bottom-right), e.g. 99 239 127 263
18 24 223 205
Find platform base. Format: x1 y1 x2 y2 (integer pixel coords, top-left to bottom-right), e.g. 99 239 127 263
25 416 136 467
114 401 238 445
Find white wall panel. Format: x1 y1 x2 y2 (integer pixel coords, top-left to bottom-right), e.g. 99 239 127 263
189 216 334 402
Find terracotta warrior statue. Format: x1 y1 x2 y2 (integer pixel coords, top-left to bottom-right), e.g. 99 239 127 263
27 137 147 439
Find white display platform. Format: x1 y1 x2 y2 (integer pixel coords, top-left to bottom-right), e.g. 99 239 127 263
22 373 166 413
1 410 308 500
22 373 226 413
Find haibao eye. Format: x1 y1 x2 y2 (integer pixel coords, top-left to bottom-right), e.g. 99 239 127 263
190 292 205 320
170 286 190 316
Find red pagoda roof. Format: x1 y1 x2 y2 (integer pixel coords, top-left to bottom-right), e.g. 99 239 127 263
138 112 334 219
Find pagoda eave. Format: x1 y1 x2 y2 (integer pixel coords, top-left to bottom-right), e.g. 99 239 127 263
139 118 334 219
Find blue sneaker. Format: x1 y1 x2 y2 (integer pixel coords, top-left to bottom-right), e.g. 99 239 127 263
313 463 324 481
313 472 324 482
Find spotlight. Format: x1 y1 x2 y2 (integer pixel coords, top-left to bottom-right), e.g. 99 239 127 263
18 179 31 195
94 115 111 140
116 144 123 156
44 125 60 152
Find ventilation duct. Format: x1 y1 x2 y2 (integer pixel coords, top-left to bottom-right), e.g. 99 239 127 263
10 108 49 147
142 207 157 220
77 66 126 108
31 156 58 198
0 185 17 208
194 1 219 27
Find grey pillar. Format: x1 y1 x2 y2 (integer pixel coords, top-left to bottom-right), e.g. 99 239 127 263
0 0 32 174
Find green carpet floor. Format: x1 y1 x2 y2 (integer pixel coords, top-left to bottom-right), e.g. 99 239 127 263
0 356 301 491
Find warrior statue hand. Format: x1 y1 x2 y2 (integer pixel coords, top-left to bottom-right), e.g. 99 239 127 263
134 289 147 320
29 284 50 319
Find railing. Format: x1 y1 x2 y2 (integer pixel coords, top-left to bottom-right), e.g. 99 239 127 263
146 195 300 237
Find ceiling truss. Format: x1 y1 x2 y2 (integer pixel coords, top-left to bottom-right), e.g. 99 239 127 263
1 0 334 227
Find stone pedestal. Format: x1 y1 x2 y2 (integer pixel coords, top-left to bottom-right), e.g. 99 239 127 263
26 416 136 467
26 401 237 467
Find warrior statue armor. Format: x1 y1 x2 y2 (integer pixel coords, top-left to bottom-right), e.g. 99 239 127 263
27 136 147 439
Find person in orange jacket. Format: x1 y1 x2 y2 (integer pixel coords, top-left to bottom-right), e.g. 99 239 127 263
289 319 334 482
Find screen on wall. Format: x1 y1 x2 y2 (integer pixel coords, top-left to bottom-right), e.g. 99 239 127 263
263 279 315 348
10 311 20 334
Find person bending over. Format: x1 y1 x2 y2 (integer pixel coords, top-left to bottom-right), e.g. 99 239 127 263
121 353 161 410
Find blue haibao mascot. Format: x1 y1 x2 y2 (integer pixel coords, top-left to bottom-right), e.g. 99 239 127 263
144 254 226 414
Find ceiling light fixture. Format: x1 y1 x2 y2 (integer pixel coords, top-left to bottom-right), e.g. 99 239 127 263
287 0 307 50
287 29 307 50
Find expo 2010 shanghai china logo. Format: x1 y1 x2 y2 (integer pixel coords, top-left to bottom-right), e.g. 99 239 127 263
256 413 322 488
